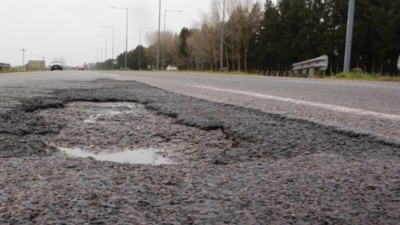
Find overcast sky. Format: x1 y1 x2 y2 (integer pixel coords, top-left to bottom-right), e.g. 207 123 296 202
0 0 271 67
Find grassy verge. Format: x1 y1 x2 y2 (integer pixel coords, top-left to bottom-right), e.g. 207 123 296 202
334 72 400 82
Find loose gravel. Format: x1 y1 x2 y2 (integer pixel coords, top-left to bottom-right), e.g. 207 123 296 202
1 79 399 224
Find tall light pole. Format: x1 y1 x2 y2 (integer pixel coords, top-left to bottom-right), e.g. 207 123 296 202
157 0 162 70
220 0 226 71
102 26 114 69
111 7 129 70
343 0 355 73
163 10 182 69
139 27 152 70
21 48 26 70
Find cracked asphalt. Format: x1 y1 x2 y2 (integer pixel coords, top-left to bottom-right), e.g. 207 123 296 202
0 75 399 224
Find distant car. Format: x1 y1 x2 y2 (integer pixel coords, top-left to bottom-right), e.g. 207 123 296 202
166 65 178 71
77 66 84 70
50 61 63 71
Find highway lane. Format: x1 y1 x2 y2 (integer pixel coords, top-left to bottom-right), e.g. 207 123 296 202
104 71 400 142
1 70 399 142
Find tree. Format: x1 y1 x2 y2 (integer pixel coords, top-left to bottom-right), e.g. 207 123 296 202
250 0 280 73
111 0 399 75
179 27 191 69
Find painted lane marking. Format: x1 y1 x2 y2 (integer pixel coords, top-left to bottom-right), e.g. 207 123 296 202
194 86 400 121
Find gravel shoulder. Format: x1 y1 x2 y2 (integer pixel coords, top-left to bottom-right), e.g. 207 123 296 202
1 79 399 224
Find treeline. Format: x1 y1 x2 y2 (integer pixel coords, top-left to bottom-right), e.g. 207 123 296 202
96 0 400 75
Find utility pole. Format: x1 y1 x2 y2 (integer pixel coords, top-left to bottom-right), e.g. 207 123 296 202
21 48 26 70
157 0 162 70
220 0 226 71
343 0 355 73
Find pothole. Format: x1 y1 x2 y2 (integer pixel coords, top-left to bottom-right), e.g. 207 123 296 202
39 102 234 164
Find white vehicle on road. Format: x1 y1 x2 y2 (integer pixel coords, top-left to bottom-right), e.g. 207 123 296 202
49 61 63 71
166 65 178 71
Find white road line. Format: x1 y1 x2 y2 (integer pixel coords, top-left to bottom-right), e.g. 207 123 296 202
194 86 400 121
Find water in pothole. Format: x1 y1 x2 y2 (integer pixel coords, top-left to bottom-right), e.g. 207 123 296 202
59 147 175 165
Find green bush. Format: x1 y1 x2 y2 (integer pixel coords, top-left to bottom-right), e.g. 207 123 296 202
335 72 384 81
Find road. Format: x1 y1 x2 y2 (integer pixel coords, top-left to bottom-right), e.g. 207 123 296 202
1 70 399 142
1 70 400 224
92 71 400 142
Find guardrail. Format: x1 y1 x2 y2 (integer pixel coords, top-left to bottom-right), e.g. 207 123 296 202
292 55 328 77
0 62 11 71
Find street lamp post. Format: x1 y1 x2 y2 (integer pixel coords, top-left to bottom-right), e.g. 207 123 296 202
21 48 26 70
220 0 226 71
111 7 129 70
139 27 152 70
102 26 115 69
163 10 182 69
157 0 161 70
343 0 355 73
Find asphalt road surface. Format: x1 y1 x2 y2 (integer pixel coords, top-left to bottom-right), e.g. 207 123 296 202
104 71 399 142
0 70 399 224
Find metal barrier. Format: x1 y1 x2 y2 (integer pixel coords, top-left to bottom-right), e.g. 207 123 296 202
292 55 329 77
0 63 11 71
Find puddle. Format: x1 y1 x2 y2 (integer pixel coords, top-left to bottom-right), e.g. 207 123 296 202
59 147 175 165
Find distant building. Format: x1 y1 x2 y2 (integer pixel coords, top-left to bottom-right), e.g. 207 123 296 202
27 60 46 70
0 62 10 70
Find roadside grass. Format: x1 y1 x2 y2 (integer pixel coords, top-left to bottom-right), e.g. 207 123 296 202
334 72 400 82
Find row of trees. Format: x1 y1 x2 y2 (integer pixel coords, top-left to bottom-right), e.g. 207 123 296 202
95 0 400 75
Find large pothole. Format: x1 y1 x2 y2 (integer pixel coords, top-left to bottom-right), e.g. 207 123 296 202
39 102 234 164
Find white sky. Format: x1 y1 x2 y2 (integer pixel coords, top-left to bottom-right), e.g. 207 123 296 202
0 0 272 67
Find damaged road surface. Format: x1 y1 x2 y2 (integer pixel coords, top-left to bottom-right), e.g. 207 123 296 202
1 77 400 224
